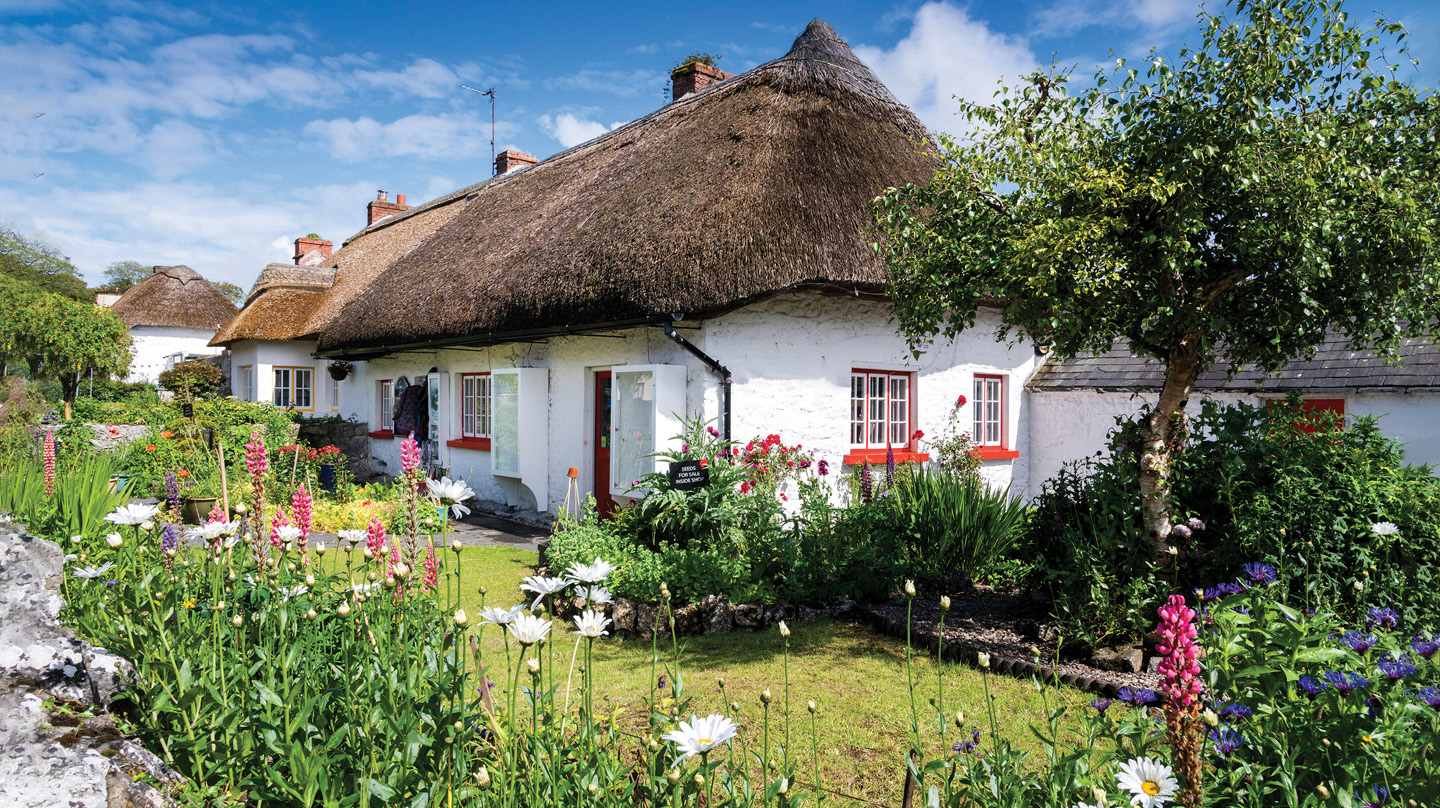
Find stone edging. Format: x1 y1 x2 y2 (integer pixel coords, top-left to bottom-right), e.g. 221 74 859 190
851 604 1131 699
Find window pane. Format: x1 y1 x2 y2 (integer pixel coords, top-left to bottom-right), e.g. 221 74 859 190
294 369 312 409
330 375 339 411
380 381 393 431
889 375 908 445
493 373 520 474
273 369 290 407
868 375 886 445
461 376 474 436
614 370 656 489
850 375 865 444
478 377 491 437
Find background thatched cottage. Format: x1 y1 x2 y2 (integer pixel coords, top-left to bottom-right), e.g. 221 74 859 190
1025 335 1440 489
298 20 1042 514
103 265 238 384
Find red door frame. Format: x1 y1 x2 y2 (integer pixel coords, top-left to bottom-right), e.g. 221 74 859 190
594 371 616 519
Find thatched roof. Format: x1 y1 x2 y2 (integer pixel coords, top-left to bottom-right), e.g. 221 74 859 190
109 266 238 331
209 264 333 346
1028 334 1440 392
317 19 937 354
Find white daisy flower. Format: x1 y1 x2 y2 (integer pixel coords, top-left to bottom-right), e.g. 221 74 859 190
662 713 739 765
572 609 611 638
105 503 160 526
478 605 525 625
105 533 123 548
71 562 115 579
190 522 236 543
520 575 571 611
566 557 615 584
426 477 476 519
1115 757 1178 808
508 613 552 646
276 525 303 545
580 585 614 605
1371 521 1400 537
337 529 367 545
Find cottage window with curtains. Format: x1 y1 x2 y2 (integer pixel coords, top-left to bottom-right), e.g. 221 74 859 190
849 369 912 449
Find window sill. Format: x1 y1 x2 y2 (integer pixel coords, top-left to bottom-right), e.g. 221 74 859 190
446 437 492 451
974 446 1020 461
368 429 395 439
842 449 930 465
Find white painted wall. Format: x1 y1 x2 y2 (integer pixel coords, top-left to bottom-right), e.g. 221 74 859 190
226 339 342 414
1026 388 1440 496
126 326 222 384
341 292 1043 517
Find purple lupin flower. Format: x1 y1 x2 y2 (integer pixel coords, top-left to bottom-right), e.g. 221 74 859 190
164 471 181 516
885 447 895 487
161 523 178 555
860 461 873 503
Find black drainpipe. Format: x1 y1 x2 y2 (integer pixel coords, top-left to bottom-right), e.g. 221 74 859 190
662 322 732 442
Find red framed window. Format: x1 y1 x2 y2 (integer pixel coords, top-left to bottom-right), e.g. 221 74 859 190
845 369 927 465
370 379 394 439
450 372 493 450
972 374 1019 460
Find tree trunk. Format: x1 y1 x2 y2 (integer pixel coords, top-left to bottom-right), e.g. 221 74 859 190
1139 339 1201 556
59 371 78 421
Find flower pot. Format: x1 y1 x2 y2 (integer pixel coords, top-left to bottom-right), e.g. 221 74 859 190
318 462 337 493
328 366 351 381
181 497 218 525
109 474 132 496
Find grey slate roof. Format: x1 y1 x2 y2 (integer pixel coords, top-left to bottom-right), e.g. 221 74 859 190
1028 334 1440 392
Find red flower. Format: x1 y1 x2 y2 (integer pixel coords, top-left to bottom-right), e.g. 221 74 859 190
956 394 967 407
912 430 925 441
176 469 189 478
160 431 174 438
145 445 157 452
107 426 119 436
786 461 794 467
698 459 708 467
739 482 750 494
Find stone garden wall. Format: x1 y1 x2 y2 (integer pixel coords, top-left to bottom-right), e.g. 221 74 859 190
297 420 375 480
0 516 181 808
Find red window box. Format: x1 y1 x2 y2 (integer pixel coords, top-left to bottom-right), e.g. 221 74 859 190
446 437 492 451
974 446 1020 461
368 429 395 439
842 449 930 466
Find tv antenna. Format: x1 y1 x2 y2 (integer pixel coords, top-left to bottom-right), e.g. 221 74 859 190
461 85 496 170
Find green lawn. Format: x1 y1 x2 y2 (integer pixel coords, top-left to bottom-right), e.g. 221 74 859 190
331 544 1083 805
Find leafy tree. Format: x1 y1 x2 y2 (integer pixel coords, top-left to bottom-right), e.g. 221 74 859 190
102 260 152 293
28 296 133 420
872 0 1440 551
159 361 223 400
0 282 46 377
0 222 89 301
212 280 244 303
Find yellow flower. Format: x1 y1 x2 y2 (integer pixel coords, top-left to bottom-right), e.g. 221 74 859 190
181 598 196 609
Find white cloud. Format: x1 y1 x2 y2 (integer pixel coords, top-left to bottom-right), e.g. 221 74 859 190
547 67 664 97
304 112 505 162
140 119 215 180
854 2 1039 136
537 113 616 148
1031 0 1201 39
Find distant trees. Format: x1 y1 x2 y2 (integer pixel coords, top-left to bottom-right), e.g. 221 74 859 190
101 260 152 293
0 222 90 301
212 281 243 303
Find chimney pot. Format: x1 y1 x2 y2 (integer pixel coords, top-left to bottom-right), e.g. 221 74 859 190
671 61 732 102
366 190 411 226
494 149 539 175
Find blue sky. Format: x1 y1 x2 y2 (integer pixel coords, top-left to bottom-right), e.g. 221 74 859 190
3 0 1437 292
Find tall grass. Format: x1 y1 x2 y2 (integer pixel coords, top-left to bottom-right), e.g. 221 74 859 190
882 468 1030 580
0 453 131 539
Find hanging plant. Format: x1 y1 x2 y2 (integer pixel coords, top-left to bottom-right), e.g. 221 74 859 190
328 360 353 381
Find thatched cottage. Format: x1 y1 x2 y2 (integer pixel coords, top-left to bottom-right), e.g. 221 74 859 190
104 265 238 384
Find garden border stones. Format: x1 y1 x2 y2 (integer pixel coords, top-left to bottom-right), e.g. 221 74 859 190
0 514 183 808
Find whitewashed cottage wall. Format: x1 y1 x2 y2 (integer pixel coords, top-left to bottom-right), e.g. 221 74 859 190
125 326 223 384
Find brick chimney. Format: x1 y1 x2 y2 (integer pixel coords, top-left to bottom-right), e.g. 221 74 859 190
671 62 732 102
293 236 333 266
494 150 538 175
366 190 410 226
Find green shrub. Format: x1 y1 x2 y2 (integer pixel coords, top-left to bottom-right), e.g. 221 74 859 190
158 361 223 399
879 468 1030 583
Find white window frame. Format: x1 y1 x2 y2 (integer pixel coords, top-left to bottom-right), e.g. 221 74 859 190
238 365 255 402
329 374 339 412
459 372 492 440
972 374 1005 447
849 369 915 450
272 368 292 408
376 379 394 433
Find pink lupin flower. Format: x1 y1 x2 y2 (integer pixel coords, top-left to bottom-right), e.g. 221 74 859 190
1156 593 1205 803
244 428 269 477
422 543 439 592
206 503 227 523
400 433 421 474
291 485 313 552
365 516 387 558
270 507 290 551
42 430 56 498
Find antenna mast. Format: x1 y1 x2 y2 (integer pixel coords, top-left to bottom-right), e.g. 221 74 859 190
461 84 497 170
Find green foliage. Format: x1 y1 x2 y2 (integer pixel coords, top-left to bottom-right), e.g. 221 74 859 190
211 280 243 303
1172 398 1440 625
1026 455 1172 648
0 220 90 301
158 361 223 399
878 468 1030 582
100 259 150 293
629 417 751 551
671 51 722 74
30 294 134 409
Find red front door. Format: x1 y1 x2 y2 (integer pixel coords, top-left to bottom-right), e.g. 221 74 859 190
595 371 616 519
